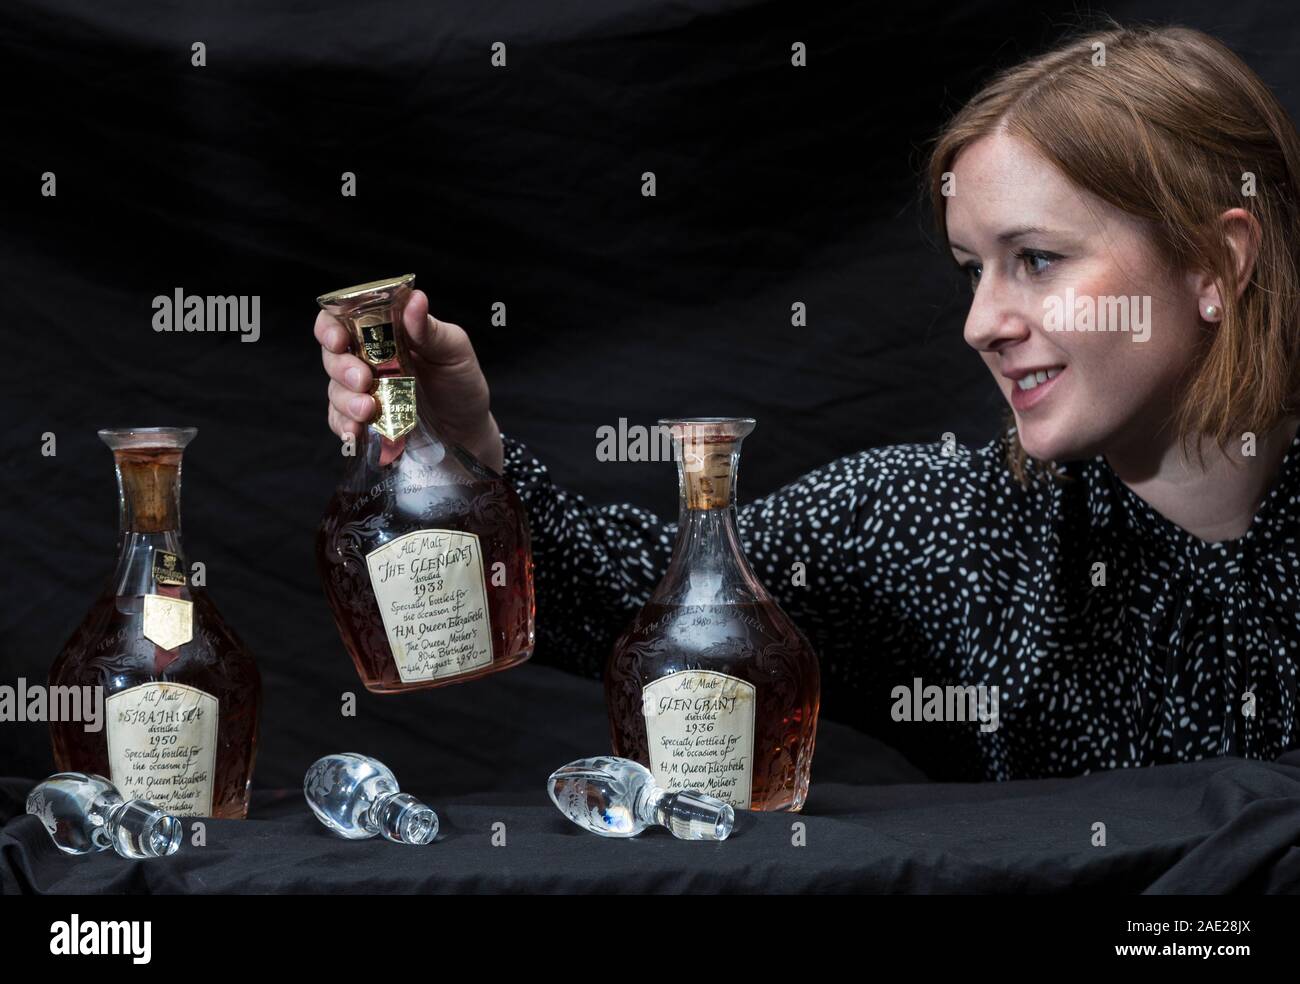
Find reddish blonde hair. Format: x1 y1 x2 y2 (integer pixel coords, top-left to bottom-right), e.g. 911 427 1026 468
926 23 1300 486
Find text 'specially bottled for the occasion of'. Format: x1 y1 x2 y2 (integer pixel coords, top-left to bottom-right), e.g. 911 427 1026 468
605 418 821 812
316 274 535 693
49 427 262 820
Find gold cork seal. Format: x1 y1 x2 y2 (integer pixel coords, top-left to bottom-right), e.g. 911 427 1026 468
317 274 418 377
317 276 423 440
663 417 756 511
358 323 397 364
316 274 416 308
372 377 418 441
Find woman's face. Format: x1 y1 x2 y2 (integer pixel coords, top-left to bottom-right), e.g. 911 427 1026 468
945 130 1206 464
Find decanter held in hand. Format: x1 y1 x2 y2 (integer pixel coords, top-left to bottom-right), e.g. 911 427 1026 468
315 275 535 693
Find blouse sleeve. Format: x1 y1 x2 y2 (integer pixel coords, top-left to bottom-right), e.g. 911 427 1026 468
735 442 963 722
500 434 675 679
499 432 953 720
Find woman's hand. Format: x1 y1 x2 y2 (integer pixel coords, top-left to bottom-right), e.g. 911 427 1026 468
315 289 504 473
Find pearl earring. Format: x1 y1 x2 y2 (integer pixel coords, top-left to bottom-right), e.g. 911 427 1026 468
1204 304 1219 319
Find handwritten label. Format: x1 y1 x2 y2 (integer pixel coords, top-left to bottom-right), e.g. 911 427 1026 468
106 682 217 816
641 670 755 809
365 529 493 682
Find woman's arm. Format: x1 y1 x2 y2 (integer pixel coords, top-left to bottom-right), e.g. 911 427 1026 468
501 433 935 720
315 293 952 725
500 435 674 678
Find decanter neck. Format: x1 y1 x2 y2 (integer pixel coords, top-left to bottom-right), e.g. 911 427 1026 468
115 446 184 532
655 506 770 605
353 396 452 472
317 274 427 461
651 418 769 606
109 445 187 594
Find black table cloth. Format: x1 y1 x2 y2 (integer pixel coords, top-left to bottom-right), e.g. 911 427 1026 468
4 663 1299 894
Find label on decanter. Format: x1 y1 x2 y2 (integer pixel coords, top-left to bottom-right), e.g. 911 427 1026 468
641 670 756 809
152 550 187 586
141 594 193 650
360 322 397 364
371 377 417 441
106 682 218 816
365 529 494 682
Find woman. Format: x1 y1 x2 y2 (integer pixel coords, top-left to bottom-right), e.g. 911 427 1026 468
314 24 1300 782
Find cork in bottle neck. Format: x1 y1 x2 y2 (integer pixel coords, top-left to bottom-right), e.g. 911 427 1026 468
665 418 756 511
99 428 195 533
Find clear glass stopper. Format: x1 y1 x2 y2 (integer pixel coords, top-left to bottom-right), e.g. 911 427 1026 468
547 756 734 841
26 773 182 859
304 752 439 845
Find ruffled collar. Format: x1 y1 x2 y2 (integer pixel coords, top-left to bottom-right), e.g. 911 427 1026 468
1081 424 1300 594
1068 423 1300 759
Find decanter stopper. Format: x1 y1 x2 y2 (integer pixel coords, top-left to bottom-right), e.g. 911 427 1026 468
26 773 182 859
547 756 735 841
304 752 439 845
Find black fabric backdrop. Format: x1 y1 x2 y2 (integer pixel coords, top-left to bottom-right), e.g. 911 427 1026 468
2 0 1299 893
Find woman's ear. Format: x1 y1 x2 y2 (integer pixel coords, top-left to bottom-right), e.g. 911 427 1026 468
1220 206 1263 299
1188 208 1262 322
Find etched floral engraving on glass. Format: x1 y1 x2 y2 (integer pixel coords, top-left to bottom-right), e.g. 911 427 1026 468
304 752 439 845
48 427 261 820
316 275 535 693
606 418 821 812
27 772 182 859
548 756 735 840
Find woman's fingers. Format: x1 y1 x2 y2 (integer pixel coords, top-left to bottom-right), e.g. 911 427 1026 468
318 288 492 449
321 345 372 392
319 309 375 439
327 405 363 440
317 310 373 391
403 290 475 368
328 379 374 422
314 310 350 353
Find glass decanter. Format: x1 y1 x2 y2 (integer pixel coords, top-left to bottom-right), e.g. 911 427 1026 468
316 274 535 693
548 756 734 840
304 752 439 844
48 427 261 820
605 418 820 812
26 772 182 858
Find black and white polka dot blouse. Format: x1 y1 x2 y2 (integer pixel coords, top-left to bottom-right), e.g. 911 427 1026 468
501 426 1300 782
